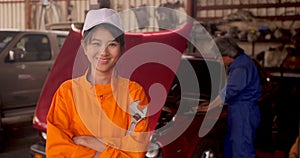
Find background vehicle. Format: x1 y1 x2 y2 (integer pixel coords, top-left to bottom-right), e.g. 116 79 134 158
0 29 68 150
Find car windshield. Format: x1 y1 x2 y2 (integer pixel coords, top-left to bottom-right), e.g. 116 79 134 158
0 32 18 53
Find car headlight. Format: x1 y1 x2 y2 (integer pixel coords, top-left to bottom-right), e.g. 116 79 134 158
145 142 160 158
41 131 47 141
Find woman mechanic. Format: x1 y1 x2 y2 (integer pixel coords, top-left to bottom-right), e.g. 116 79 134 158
46 8 150 158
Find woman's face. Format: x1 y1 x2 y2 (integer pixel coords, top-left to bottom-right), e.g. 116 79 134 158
84 27 121 74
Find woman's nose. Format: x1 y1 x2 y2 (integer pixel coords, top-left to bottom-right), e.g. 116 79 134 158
98 45 108 55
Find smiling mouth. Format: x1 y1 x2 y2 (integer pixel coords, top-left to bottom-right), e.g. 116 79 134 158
95 57 110 64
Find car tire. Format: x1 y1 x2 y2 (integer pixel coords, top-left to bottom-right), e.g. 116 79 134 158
192 138 219 158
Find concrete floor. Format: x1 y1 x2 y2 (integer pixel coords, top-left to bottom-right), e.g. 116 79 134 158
0 115 39 158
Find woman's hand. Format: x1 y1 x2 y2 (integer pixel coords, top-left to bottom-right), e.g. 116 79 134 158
73 136 106 152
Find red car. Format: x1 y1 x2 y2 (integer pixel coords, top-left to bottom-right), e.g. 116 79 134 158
30 23 279 158
30 23 204 157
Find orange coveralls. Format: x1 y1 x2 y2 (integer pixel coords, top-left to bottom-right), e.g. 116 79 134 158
46 74 149 158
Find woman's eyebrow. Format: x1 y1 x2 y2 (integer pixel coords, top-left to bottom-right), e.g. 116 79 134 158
91 38 116 42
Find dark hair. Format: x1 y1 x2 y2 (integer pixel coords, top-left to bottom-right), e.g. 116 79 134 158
215 36 243 58
82 23 125 51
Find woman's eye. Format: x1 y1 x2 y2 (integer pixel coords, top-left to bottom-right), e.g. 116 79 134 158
108 42 118 47
92 42 101 46
90 41 101 46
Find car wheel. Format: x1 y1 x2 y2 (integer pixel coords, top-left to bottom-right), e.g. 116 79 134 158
192 138 219 158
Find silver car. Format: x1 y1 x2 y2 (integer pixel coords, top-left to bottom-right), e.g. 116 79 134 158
0 29 68 150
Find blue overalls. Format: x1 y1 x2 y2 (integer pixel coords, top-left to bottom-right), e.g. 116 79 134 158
220 52 261 158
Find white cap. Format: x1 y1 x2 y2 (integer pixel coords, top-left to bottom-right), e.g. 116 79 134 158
82 8 123 36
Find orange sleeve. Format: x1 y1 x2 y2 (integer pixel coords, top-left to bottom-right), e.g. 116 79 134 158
101 82 150 158
101 118 150 158
46 82 95 158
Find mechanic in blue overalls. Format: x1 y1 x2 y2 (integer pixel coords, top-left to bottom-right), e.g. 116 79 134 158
207 37 261 158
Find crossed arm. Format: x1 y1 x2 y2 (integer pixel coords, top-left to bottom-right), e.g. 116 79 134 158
72 136 106 152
